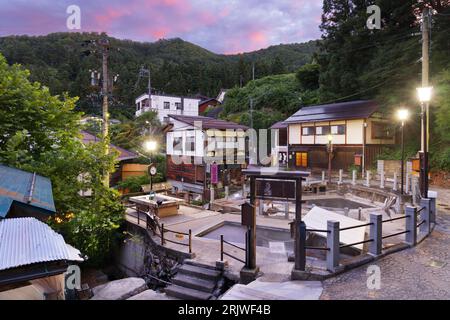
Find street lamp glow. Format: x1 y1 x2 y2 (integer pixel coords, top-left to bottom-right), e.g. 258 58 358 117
417 87 433 103
397 108 410 122
143 140 157 152
327 134 333 142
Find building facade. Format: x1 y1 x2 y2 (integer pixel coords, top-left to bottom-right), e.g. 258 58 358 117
283 100 395 173
135 93 200 123
164 115 248 199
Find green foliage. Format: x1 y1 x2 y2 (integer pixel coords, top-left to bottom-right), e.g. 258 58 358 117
110 110 162 151
222 73 320 129
0 53 124 266
117 171 165 193
0 33 318 118
50 188 124 266
316 1 450 172
296 63 320 91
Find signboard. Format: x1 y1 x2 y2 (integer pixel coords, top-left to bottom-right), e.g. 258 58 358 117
255 178 296 200
211 163 219 184
241 202 255 227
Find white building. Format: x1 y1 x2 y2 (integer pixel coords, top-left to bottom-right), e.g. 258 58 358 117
135 93 200 123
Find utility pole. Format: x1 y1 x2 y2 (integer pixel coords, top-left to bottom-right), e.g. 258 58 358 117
99 38 110 188
252 62 255 81
420 7 430 198
139 66 152 110
249 98 254 129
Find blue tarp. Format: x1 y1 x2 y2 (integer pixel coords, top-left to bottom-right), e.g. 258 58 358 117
0 164 56 218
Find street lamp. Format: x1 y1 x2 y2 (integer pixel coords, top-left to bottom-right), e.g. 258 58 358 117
417 86 432 198
327 134 333 184
143 139 157 193
397 108 410 194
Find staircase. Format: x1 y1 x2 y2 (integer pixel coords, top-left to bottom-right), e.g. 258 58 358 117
164 260 223 300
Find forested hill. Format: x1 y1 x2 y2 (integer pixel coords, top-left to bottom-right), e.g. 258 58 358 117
0 32 318 118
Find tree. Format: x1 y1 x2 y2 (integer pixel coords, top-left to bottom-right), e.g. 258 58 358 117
296 63 320 90
0 53 124 266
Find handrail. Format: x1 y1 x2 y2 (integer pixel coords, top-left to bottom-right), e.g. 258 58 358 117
417 206 426 213
306 228 330 233
416 219 426 228
160 223 192 254
222 239 246 251
305 246 330 251
162 227 190 236
382 230 409 239
126 208 192 253
339 222 373 231
339 239 373 249
220 234 246 264
382 215 408 223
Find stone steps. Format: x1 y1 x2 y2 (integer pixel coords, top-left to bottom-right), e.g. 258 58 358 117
172 274 216 293
178 264 221 281
165 261 223 300
165 284 212 300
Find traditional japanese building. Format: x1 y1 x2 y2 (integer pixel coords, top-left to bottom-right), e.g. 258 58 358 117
283 100 395 172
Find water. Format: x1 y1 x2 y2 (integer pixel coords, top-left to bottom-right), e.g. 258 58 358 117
305 198 371 209
200 223 294 254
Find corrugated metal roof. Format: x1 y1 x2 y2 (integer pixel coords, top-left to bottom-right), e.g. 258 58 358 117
0 217 83 271
284 100 379 124
169 115 248 130
0 165 56 218
80 131 138 161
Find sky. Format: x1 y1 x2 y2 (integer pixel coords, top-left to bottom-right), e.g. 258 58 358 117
0 0 323 54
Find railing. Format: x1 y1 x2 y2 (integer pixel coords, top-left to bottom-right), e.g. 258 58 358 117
220 234 246 264
125 205 193 254
161 223 192 254
296 198 434 273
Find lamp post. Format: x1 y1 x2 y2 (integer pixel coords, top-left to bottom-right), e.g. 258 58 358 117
417 87 432 198
397 109 409 195
143 140 157 192
327 134 333 184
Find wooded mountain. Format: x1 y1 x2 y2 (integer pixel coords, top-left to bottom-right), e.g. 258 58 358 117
0 32 317 118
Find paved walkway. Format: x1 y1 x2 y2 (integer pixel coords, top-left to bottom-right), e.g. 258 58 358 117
320 201 450 300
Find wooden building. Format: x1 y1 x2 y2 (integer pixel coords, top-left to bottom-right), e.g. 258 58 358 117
164 115 248 200
284 100 395 172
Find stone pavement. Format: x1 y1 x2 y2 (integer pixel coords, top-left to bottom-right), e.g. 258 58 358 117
320 206 450 300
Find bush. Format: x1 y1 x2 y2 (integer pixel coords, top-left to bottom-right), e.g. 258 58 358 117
50 188 124 267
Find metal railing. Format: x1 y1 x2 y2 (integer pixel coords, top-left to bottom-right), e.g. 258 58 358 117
339 222 373 231
125 205 192 254
161 223 192 254
220 234 246 264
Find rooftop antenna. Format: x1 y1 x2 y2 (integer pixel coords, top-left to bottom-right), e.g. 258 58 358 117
138 66 152 110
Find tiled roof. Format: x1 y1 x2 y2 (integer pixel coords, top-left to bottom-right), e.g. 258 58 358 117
0 217 83 271
284 100 379 124
0 165 56 218
80 131 138 161
168 115 248 130
270 121 288 129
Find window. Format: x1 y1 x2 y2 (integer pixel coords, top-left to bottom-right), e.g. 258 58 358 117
302 127 314 136
185 135 195 152
136 103 140 111
164 102 170 109
372 122 393 139
295 152 308 167
163 116 170 123
173 137 182 151
331 124 346 135
315 126 330 135
175 102 183 110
